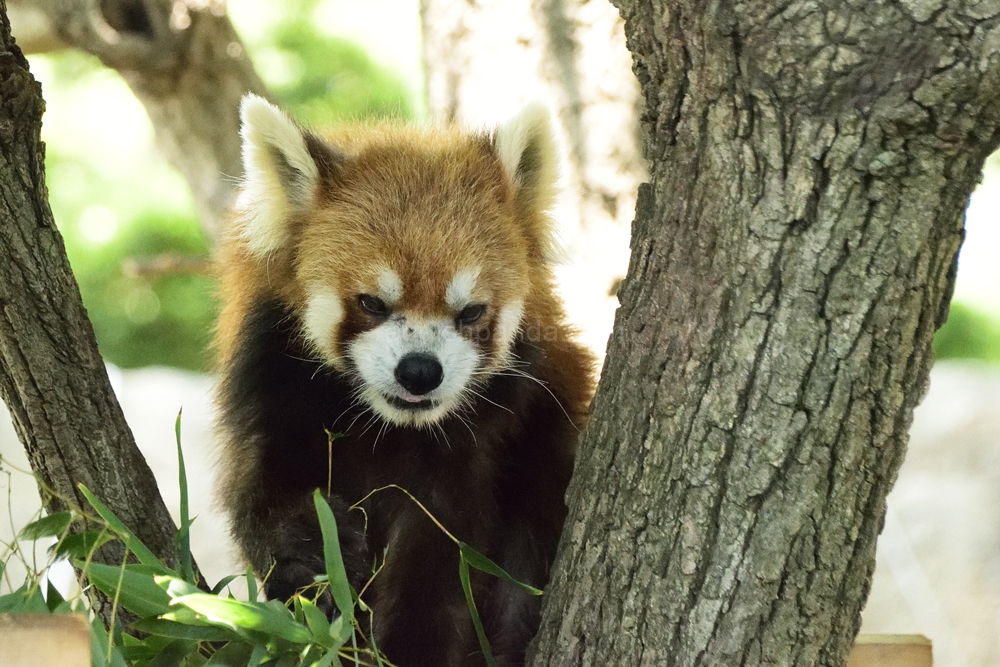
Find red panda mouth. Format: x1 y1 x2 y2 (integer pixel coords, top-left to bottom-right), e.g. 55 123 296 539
385 394 438 411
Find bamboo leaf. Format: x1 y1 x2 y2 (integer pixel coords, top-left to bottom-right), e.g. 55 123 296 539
312 490 355 623
169 593 311 644
79 484 170 573
131 618 240 642
205 641 255 665
210 574 242 596
174 408 195 584
458 542 542 595
459 554 495 667
299 596 334 648
18 511 73 540
50 529 115 560
246 563 258 602
81 561 173 618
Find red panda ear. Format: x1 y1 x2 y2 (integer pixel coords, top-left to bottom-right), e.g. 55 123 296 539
235 94 340 257
493 104 560 262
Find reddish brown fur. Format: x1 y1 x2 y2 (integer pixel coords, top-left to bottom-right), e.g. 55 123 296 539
216 118 594 667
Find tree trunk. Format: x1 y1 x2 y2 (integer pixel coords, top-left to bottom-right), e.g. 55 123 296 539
420 0 645 352
0 1 180 577
9 0 268 243
530 1 1000 665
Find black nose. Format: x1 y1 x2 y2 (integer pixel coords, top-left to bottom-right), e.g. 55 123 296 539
394 353 443 395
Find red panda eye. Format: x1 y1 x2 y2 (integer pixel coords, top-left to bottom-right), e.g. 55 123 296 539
457 304 486 326
358 294 389 317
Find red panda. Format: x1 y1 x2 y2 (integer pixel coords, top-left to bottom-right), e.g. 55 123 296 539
216 94 595 667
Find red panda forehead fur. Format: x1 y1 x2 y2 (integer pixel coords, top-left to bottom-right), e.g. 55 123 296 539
294 125 533 318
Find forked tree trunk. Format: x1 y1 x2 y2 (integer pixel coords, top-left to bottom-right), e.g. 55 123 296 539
530 1 1000 665
0 3 180 579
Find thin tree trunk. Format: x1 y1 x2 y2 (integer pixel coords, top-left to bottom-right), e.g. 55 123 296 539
9 0 268 243
0 1 180 580
531 1 1000 665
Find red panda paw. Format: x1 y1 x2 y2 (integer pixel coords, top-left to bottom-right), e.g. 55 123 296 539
263 493 369 617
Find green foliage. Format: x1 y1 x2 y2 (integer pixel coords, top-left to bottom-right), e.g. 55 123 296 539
263 8 413 126
2 419 537 666
65 208 217 371
934 301 1000 364
34 0 415 371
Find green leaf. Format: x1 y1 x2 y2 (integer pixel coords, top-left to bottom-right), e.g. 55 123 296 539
81 561 173 618
0 584 49 613
157 574 202 598
312 647 343 667
299 597 333 648
247 644 269 667
459 555 496 667
90 615 128 667
79 484 171 573
19 511 74 540
211 574 241 596
458 542 543 595
51 529 115 560
246 564 258 602
312 490 354 622
148 638 197 667
45 578 65 612
174 408 196 585
158 606 262 645
91 616 109 667
205 641 255 666
169 593 311 644
328 613 354 651
131 618 239 642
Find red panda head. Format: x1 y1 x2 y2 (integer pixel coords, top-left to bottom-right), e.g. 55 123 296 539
233 95 560 427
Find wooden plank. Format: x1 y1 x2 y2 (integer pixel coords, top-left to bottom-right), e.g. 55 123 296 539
848 634 933 667
0 614 90 667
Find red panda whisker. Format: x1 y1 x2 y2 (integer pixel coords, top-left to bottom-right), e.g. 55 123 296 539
454 412 478 448
434 422 453 452
356 411 384 439
372 419 390 454
463 387 514 415
491 367 579 432
346 405 376 434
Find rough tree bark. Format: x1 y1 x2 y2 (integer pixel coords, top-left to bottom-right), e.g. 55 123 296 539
9 0 267 243
530 1 1000 665
0 2 180 573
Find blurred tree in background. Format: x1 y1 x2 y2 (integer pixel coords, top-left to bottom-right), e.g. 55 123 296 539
30 0 413 371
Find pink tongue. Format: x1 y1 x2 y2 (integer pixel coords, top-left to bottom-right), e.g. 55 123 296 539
400 391 426 403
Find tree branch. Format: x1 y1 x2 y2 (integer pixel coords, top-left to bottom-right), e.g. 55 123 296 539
10 0 269 244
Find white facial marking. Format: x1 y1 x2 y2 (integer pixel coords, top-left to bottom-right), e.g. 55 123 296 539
377 268 403 305
495 300 525 358
348 317 480 427
302 289 344 365
236 94 320 257
446 267 481 311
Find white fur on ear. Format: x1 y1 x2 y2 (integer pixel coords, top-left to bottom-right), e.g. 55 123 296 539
494 103 559 213
235 94 320 257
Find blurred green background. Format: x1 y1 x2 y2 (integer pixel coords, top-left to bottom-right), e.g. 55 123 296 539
29 0 419 371
26 0 1000 371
